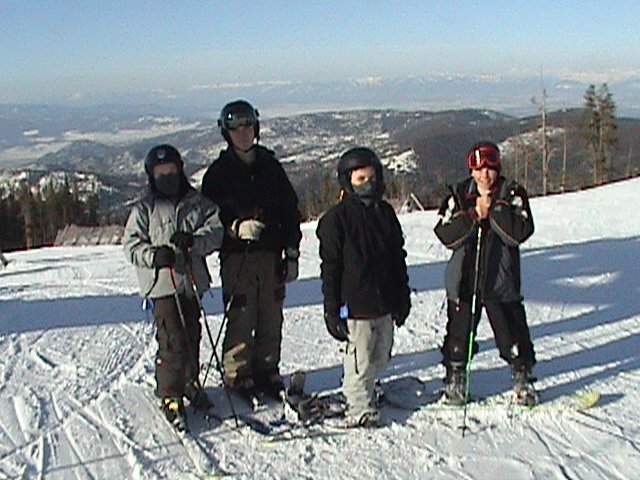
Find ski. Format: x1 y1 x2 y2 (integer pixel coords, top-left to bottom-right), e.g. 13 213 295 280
254 373 421 438
425 389 601 413
143 390 231 477
225 371 344 438
261 427 349 444
237 413 276 435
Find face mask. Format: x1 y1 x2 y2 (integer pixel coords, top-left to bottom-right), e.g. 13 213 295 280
154 172 181 197
352 180 375 198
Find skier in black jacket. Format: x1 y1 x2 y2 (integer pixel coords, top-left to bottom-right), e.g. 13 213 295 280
316 147 411 427
201 100 301 404
434 141 538 406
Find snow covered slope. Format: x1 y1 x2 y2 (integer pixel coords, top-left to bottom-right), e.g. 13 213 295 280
1 178 639 479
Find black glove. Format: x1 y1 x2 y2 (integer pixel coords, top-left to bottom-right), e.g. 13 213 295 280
393 301 411 327
324 312 349 342
281 248 299 283
170 231 194 251
153 246 175 268
281 257 298 283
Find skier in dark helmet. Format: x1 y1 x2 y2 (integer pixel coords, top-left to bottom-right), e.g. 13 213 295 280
434 140 538 406
201 100 301 406
316 147 411 427
123 144 224 431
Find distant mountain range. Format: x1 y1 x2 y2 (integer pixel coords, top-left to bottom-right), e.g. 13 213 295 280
1 104 639 222
6 72 640 120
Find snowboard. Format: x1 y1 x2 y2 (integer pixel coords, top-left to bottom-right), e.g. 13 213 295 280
426 388 601 413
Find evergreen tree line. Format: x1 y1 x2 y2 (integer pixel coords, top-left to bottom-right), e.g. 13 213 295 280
0 182 98 250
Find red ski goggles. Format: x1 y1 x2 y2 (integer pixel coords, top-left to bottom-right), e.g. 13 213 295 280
467 145 501 170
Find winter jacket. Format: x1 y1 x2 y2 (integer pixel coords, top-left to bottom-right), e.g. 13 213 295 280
123 187 224 298
201 146 301 255
316 194 411 319
434 176 534 304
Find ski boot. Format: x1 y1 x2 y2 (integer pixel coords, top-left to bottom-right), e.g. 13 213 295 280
255 371 286 401
512 366 540 406
285 371 306 410
282 371 306 422
288 370 306 398
232 378 264 410
184 380 213 411
161 397 188 432
346 410 382 429
443 362 467 406
373 380 385 407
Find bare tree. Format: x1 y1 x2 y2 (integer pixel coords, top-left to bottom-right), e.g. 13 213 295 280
531 69 550 195
513 138 534 191
561 117 568 192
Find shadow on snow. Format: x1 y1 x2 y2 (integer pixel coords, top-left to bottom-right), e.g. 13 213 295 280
2 237 639 409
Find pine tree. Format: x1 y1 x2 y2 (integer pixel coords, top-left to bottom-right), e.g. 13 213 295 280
583 83 618 184
7 178 101 249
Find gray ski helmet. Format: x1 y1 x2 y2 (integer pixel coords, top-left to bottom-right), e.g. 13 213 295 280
144 144 183 176
217 100 260 143
337 147 385 196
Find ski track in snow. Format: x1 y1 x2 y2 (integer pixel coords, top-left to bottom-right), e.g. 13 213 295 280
0 178 639 478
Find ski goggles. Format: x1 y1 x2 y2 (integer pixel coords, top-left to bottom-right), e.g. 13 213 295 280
467 145 501 170
221 112 257 131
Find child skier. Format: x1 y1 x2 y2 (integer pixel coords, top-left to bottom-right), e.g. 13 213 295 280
201 100 301 405
316 147 411 427
123 144 224 431
434 140 538 406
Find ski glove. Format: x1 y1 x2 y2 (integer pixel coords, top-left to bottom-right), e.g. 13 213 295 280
281 247 299 283
325 312 349 342
393 299 411 327
170 231 194 251
153 246 176 268
231 218 266 242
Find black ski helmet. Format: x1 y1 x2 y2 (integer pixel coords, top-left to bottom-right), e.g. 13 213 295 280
144 144 183 176
217 100 260 144
337 147 385 197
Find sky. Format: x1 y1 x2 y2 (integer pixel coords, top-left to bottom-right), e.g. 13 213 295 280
1 0 639 106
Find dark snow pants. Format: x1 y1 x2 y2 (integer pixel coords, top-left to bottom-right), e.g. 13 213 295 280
441 299 536 371
220 250 285 387
152 295 201 398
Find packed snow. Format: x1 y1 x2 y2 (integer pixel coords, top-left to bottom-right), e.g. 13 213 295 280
1 178 639 479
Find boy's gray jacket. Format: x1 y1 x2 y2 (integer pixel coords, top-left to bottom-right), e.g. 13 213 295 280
123 189 224 298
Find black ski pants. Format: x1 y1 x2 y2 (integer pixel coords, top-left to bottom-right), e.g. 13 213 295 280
152 295 201 398
441 299 536 371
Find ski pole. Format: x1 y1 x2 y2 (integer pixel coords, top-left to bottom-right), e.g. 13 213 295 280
202 240 252 383
184 263 240 427
168 268 202 391
461 225 483 437
170 266 241 426
183 262 217 375
212 241 251 353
